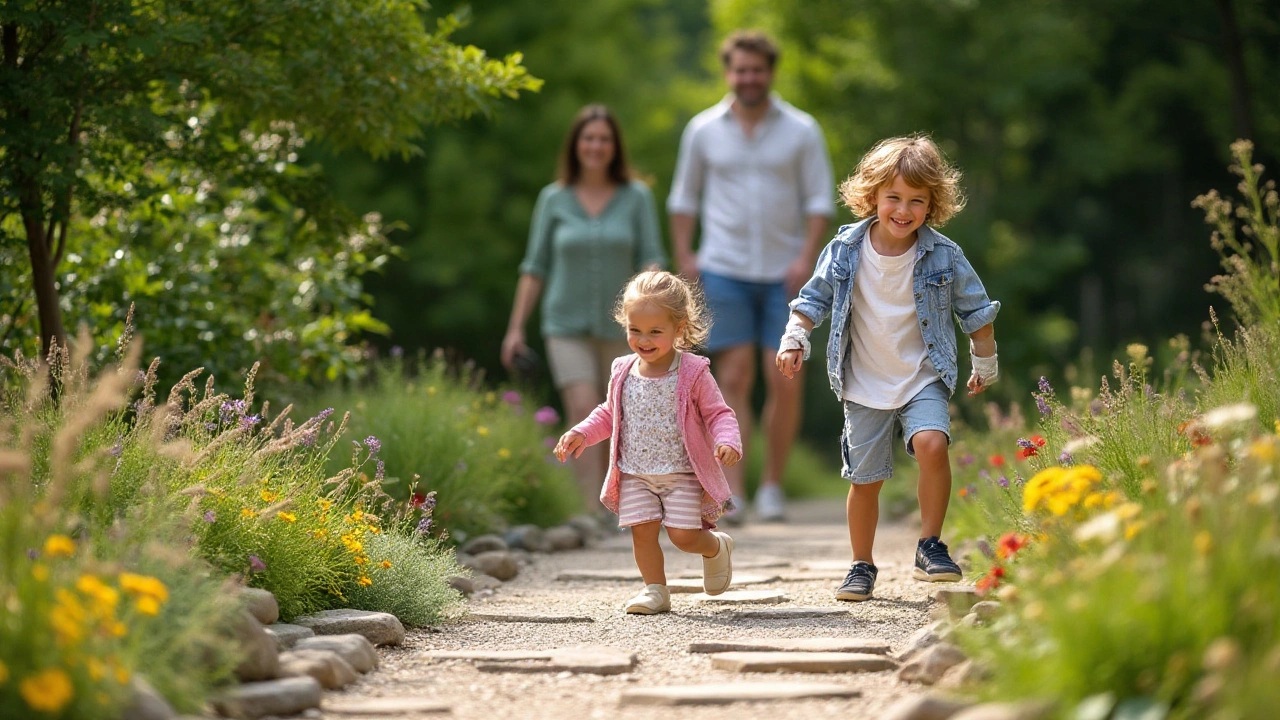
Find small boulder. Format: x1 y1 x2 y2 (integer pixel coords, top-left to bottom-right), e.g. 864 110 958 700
448 576 476 595
461 534 509 555
935 587 981 618
294 634 378 673
896 619 952 661
898 643 968 686
472 574 503 591
263 623 314 651
211 676 322 719
238 587 279 626
881 694 974 720
565 514 605 541
292 609 405 647
278 648 359 690
504 525 551 553
971 601 1002 621
231 611 280 682
545 525 584 551
465 551 518 581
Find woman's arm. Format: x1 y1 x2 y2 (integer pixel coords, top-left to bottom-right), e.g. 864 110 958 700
501 274 545 370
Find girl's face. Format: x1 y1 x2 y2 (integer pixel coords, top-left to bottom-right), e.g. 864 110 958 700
576 119 616 174
626 302 684 367
875 175 931 241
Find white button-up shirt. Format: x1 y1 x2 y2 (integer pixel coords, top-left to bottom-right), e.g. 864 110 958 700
667 95 834 282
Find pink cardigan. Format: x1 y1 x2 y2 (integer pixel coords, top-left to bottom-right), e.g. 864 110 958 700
570 352 742 528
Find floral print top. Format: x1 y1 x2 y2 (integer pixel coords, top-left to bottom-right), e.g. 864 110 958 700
617 353 693 475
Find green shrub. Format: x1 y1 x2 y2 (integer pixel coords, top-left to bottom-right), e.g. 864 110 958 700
341 532 464 628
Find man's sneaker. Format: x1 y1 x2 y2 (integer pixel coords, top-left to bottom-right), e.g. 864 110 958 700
914 536 963 582
720 495 746 527
835 561 878 601
702 531 734 595
754 483 786 522
624 584 671 614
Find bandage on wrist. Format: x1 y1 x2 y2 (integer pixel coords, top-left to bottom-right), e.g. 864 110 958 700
970 340 999 383
780 319 812 361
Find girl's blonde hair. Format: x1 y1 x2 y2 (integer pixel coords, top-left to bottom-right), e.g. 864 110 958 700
838 134 967 227
613 270 710 351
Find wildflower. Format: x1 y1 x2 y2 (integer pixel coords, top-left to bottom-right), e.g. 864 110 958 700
1059 451 1074 465
958 487 969 499
374 459 385 483
260 489 279 503
1198 403 1258 431
44 535 76 558
1038 376 1052 394
1035 396 1051 416
476 426 490 437
1124 520 1146 540
118 573 169 603
497 448 512 459
220 399 247 424
109 439 124 457
364 435 382 455
355 556 367 565
380 560 392 569
416 516 433 535
975 565 1005 594
20 668 74 713
136 596 161 616
965 484 977 497
1016 446 1037 460
240 414 262 429
390 345 404 357
978 469 991 481
1022 465 1103 515
1250 439 1276 462
502 390 521 405
241 508 256 518
996 533 1029 560
989 454 1006 467
958 453 974 467
248 555 267 573
1089 399 1105 416
106 620 127 637
1194 531 1213 556
534 406 560 425
76 575 119 617
358 575 372 587
277 512 297 523
1063 436 1100 454
26 548 38 560
203 510 216 523
998 475 1010 488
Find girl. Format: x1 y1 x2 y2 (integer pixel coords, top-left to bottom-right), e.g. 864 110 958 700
554 271 742 614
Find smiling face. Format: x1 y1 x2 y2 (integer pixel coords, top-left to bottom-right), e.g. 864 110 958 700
724 49 773 108
626 301 684 369
575 119 616 175
874 175 932 241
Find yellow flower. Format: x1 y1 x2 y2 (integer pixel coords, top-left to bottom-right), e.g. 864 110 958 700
20 668 74 712
427 386 437 395
136 596 161 616
114 665 130 685
379 560 392 569
357 575 372 587
43 534 76 558
76 575 120 618
354 556 367 565
497 448 511 459
368 526 381 535
260 489 279 503
1114 502 1143 521
241 508 257 518
50 589 87 645
106 620 128 637
1250 439 1276 462
118 573 169 603
277 512 297 523
1125 520 1146 540
32 563 49 582
0 659 8 684
477 426 490 437
87 658 106 681
318 498 333 511
1194 531 1213 556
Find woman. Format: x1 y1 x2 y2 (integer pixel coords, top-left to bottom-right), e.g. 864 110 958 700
502 104 667 510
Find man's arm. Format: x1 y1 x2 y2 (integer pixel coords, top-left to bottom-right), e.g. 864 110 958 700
667 121 705 280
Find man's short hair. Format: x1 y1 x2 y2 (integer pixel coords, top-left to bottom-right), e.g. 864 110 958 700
718 30 779 68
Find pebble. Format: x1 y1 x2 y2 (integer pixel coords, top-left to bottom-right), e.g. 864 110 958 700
292 609 405 647
471 574 504 591
505 525 551 553
447 576 476 595
898 642 969 685
462 534 509 555
465 550 519 581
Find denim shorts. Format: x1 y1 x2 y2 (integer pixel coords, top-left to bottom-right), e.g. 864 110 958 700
840 380 951 484
700 270 790 353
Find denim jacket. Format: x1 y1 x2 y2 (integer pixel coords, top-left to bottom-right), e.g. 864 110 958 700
789 219 1000 399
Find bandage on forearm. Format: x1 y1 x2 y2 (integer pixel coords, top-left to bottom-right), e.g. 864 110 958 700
780 316 812 360
970 340 999 384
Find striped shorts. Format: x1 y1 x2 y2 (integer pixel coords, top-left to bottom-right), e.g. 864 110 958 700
616 473 704 530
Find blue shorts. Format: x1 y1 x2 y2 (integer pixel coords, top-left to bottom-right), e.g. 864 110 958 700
840 380 951 484
700 270 790 353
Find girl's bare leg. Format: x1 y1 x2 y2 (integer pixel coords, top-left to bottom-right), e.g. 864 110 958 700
630 521 666 585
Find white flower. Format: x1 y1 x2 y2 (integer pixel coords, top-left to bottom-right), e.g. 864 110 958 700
1063 436 1101 454
1073 512 1121 544
1198 403 1257 431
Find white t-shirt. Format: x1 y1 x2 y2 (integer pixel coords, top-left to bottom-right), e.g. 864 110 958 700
842 225 939 409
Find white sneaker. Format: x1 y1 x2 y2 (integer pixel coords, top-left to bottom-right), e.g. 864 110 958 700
755 484 786 522
702 531 734 595
624 584 671 614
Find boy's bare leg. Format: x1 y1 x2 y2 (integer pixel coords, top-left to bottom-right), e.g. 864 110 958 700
665 527 721 557
847 480 884 565
630 521 666 585
911 430 951 538
712 344 756 499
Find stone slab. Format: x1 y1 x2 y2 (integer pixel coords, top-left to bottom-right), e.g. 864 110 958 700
427 649 555 662
555 569 644 582
729 607 852 620
688 638 891 655
688 589 788 605
711 651 899 674
469 612 595 624
667 574 782 593
620 682 862 706
471 646 636 676
292 609 405 647
294 634 378 673
323 697 452 715
211 677 322 719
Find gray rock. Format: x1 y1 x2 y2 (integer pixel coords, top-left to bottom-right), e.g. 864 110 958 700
959 613 982 628
324 697 451 715
447 576 475 595
935 587 981 618
278 648 358 690
711 651 897 674
565 514 605 541
238 587 279 626
949 701 1054 720
476 646 636 676
544 525 584 551
461 534 508 555
263 623 314 651
210 676 321 719
121 677 175 720
896 619 953 661
971 601 1003 621
472 574 503 591
292 609 405 647
294 634 378 673
504 524 551 553
898 643 969 685
881 694 974 720
464 551 518 581
231 611 280 682
620 682 861 706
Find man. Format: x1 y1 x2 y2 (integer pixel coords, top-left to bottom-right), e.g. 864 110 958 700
668 30 834 522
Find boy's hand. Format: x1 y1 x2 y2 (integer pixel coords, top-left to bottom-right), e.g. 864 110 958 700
554 431 586 462
776 348 804 379
715 444 741 467
967 369 988 396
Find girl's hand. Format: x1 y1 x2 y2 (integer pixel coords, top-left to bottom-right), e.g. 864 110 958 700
716 444 741 467
775 349 804 379
554 431 586 462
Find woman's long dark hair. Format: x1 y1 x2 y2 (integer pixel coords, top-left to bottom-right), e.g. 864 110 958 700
557 104 632 185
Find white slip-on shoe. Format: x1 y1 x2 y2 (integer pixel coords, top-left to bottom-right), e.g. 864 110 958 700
702 531 734 595
624 584 671 615
754 483 786 522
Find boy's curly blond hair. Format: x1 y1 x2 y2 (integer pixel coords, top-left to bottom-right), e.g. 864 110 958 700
838 135 966 227
613 270 710 351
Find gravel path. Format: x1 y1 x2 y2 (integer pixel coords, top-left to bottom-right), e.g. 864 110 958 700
323 499 953 719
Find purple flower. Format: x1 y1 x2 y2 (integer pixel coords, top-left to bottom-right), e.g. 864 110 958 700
1017 437 1036 450
375 460 385 482
364 436 381 455
248 555 266 573
1059 451 1074 465
204 422 217 432
958 453 975 467
978 469 991 481
26 548 38 560
533 406 560 425
543 436 557 448
416 516 433 535
220 399 247 424
502 390 522 405
1036 396 1051 416
1089 399 1105 417
203 510 217 523
390 345 404 358
965 484 977 497
997 475 1010 488
240 414 261 429
1039 376 1052 394
299 428 320 447
109 440 124 458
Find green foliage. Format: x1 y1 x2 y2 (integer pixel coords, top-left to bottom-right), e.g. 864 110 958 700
341 532 464 628
301 356 582 539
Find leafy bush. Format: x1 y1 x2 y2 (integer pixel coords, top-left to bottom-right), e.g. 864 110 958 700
341 532 464 628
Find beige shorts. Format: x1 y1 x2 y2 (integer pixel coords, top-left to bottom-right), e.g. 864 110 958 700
617 473 705 530
545 336 630 392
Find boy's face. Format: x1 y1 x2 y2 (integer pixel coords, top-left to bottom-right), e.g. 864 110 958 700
724 50 773 108
875 175 931 241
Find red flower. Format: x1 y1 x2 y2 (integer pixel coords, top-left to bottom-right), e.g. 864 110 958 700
1032 435 1047 447
996 532 1029 560
989 454 1006 467
1016 447 1037 460
975 565 1006 595
410 492 427 509
1177 421 1213 447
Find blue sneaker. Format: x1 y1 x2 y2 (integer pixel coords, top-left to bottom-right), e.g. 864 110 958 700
914 536 962 582
835 561 878 602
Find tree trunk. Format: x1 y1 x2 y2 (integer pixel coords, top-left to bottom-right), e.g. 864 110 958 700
1214 0 1255 141
22 208 67 359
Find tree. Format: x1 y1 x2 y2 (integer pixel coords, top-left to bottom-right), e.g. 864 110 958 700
0 0 540 359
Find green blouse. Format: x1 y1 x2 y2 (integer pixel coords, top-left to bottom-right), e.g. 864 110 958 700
519 180 667 340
